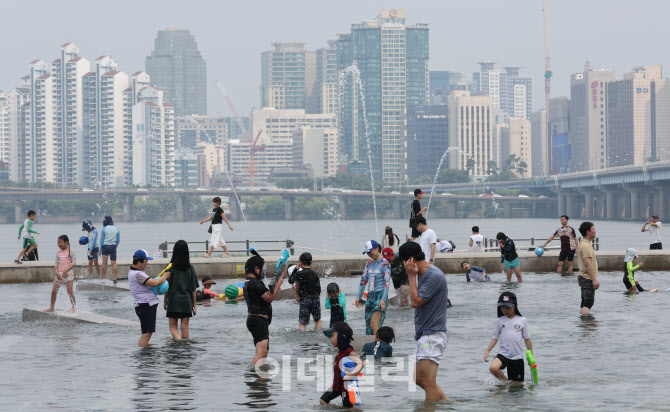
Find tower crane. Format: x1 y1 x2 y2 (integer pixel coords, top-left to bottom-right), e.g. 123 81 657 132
542 0 553 175
215 80 265 185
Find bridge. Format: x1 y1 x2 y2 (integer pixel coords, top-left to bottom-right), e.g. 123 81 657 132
0 188 554 223
432 161 670 220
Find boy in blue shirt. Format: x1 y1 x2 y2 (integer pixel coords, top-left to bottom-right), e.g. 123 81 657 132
100 215 121 283
82 220 101 278
461 261 490 282
361 326 394 360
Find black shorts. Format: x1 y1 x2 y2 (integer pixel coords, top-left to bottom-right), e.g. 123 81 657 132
135 303 157 334
650 242 662 250
392 276 409 289
247 315 270 347
320 391 352 407
578 275 595 309
623 275 634 290
495 354 525 382
299 297 321 325
558 250 575 262
166 311 192 319
411 226 420 239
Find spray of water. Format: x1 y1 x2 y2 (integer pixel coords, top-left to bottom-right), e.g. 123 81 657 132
424 146 501 222
338 64 379 233
177 115 248 225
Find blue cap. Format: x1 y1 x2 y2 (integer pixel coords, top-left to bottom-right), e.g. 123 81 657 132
363 240 380 254
133 249 153 260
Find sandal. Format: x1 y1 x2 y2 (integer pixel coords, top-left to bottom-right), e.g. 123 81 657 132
202 253 210 258
14 260 23 264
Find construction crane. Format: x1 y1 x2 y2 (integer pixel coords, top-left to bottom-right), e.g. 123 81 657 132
542 0 553 175
215 80 265 185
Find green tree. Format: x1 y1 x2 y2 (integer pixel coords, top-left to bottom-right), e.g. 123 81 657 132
436 169 470 184
466 158 476 174
486 161 498 175
516 161 528 177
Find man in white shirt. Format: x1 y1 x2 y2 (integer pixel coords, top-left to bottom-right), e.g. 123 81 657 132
469 226 485 252
413 216 436 264
642 215 662 250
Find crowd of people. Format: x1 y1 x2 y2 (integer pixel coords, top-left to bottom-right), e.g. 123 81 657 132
16 191 666 407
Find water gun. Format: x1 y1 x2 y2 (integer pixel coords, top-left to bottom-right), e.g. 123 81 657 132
352 291 368 305
269 248 290 293
341 357 362 406
158 263 172 277
526 350 538 384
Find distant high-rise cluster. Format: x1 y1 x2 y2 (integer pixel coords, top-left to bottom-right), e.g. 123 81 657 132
3 13 670 189
146 29 207 117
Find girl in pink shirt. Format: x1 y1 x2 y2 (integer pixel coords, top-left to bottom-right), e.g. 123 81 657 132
44 235 77 313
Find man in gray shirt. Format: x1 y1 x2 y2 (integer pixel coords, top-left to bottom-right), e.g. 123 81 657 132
399 241 448 403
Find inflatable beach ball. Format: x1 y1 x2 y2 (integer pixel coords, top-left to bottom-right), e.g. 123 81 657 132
225 284 242 299
534 247 544 257
152 279 169 295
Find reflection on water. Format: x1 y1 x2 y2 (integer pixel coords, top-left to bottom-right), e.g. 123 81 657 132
3 272 670 410
234 370 276 410
132 347 161 411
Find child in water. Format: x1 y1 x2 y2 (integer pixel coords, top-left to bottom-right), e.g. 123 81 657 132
325 282 347 327
484 292 533 383
44 235 76 313
461 261 490 282
623 248 658 293
320 322 363 407
361 326 394 360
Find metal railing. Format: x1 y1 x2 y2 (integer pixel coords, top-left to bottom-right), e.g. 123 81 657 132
484 237 600 251
158 239 294 258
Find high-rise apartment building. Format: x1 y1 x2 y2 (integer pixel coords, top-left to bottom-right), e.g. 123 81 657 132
549 96 571 174
132 87 175 187
473 63 532 119
569 66 615 171
261 42 313 111
174 149 198 188
24 59 55 182
337 9 429 183
499 117 532 178
430 71 468 105
607 66 670 166
225 108 336 184
315 41 338 114
176 116 229 148
292 126 339 177
0 87 29 181
146 29 207 117
405 105 449 181
447 90 494 175
50 43 90 186
530 110 547 176
82 56 127 188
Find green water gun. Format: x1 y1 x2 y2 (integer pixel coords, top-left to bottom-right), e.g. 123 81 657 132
526 350 539 384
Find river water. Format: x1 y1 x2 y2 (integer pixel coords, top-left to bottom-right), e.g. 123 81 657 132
0 217 658 262
1 270 668 410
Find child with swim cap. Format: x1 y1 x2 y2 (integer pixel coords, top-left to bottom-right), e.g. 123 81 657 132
128 249 170 347
623 248 658 293
484 292 533 383
44 235 77 313
320 322 363 407
361 326 395 360
325 282 347 327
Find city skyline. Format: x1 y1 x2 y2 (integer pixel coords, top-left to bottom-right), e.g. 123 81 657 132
1 0 668 116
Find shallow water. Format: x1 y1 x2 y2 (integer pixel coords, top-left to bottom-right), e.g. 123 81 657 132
0 217 657 262
1 270 668 411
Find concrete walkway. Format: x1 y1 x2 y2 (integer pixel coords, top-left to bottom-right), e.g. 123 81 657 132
22 308 139 327
2 250 668 284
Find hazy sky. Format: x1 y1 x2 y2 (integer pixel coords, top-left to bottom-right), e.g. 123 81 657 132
1 0 667 116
